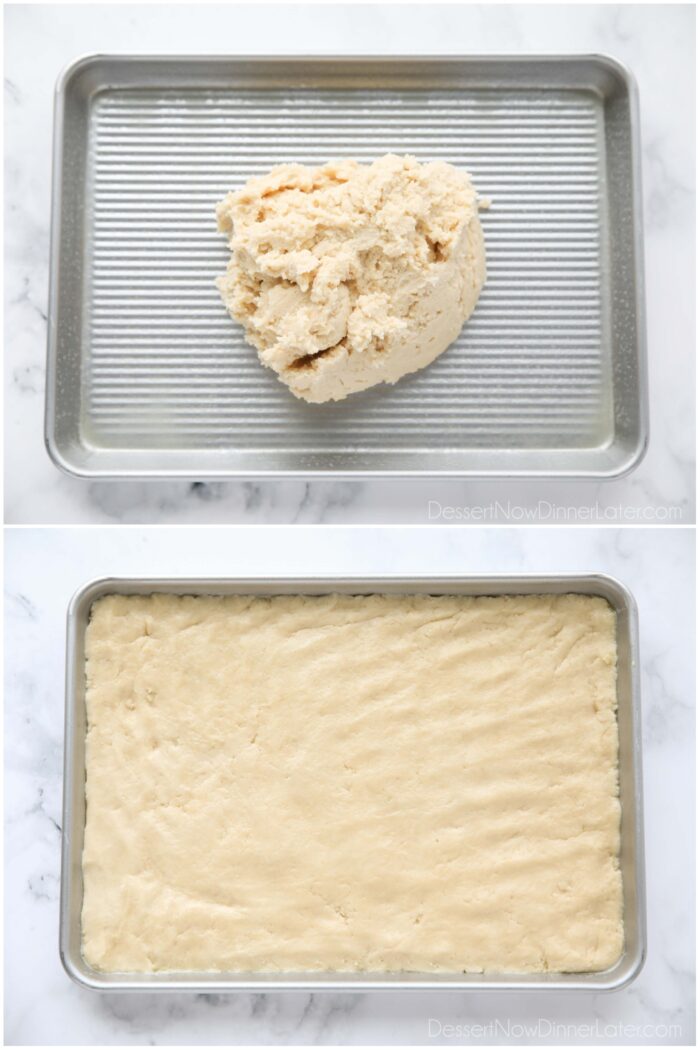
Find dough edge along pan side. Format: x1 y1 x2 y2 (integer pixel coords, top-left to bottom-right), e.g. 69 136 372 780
60 573 646 991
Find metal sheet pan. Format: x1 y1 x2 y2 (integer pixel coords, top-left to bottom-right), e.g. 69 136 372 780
46 55 648 480
60 574 646 991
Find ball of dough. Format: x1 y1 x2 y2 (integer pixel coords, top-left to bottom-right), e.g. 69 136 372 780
216 154 486 403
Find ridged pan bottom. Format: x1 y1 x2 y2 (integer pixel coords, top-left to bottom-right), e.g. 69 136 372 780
85 85 613 454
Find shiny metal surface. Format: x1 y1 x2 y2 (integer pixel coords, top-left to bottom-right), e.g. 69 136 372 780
46 55 647 479
61 574 645 991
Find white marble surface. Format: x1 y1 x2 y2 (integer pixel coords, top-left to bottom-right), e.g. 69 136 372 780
3 3 695 525
5 526 695 1045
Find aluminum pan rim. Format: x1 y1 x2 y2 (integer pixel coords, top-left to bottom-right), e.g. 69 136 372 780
60 572 646 991
45 53 649 481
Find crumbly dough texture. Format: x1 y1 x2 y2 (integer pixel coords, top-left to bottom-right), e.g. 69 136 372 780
215 154 486 402
82 593 622 975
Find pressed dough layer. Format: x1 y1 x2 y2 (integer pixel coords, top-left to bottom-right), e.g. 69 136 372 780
82 593 622 974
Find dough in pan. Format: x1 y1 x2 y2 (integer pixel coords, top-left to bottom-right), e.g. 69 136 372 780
82 592 622 974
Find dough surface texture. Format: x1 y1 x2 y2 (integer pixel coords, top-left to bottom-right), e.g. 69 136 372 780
216 154 486 402
82 592 622 974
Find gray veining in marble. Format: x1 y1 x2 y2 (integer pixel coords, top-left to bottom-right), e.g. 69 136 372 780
4 526 695 1045
3 3 696 525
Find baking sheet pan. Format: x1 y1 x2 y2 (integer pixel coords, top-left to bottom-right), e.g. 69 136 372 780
46 55 648 479
60 574 646 991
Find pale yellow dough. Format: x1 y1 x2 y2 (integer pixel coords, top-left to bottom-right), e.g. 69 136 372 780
215 154 486 402
82 593 623 975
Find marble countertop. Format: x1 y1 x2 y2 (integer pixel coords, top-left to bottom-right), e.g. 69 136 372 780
5 526 694 1045
3 3 696 525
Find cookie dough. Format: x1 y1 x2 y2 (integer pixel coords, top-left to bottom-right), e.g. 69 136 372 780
82 592 622 974
215 154 486 402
